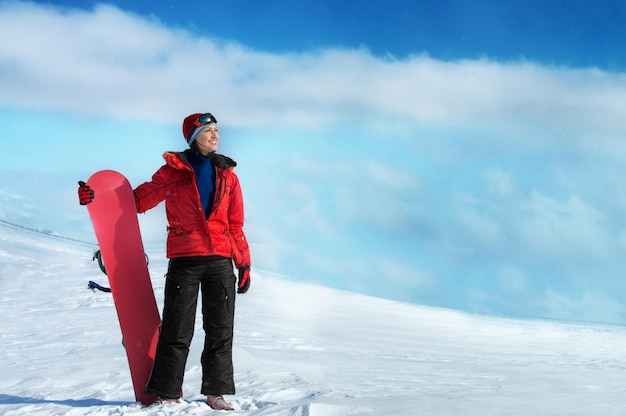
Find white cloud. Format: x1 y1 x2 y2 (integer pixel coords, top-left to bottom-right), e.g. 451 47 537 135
0 1 625 138
457 206 504 250
519 193 612 259
496 265 531 296
541 288 626 324
483 168 516 198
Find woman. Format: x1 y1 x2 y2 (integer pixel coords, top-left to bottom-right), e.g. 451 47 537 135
79 112 251 410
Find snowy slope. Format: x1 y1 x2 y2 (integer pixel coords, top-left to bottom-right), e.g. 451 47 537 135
1 221 626 415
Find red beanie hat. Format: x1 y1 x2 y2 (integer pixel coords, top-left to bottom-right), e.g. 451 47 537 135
182 113 202 142
182 113 218 145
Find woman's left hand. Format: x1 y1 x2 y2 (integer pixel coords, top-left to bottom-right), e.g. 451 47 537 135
237 265 251 294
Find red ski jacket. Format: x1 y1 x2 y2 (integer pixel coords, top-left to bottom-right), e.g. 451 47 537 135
133 150 251 268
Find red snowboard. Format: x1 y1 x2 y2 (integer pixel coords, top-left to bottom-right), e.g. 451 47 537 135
85 170 160 405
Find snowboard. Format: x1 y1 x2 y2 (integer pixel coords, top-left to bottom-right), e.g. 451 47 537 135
84 170 160 405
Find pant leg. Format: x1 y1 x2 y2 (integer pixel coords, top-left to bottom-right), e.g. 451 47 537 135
200 257 237 396
145 257 203 399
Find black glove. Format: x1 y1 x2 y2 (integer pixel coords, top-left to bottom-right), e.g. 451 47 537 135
237 265 251 294
78 181 94 205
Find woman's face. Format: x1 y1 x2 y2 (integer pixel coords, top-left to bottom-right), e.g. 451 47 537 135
194 125 219 155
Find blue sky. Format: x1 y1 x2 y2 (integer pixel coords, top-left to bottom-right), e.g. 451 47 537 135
33 0 626 68
1 0 626 325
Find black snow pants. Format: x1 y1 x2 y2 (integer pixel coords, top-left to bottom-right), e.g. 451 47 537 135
145 256 236 399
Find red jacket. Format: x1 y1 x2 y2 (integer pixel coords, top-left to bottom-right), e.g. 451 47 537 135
133 150 251 268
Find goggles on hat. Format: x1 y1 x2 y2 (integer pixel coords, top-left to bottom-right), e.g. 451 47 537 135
192 113 217 128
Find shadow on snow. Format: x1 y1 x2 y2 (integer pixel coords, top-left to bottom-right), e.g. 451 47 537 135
0 393 131 408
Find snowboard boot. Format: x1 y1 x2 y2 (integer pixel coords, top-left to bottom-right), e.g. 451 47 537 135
207 395 234 411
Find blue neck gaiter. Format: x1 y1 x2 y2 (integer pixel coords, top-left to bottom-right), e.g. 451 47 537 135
188 152 216 219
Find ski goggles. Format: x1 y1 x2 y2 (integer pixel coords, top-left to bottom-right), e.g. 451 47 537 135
192 113 218 128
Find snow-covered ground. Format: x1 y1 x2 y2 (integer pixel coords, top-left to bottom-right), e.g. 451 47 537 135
1 221 626 415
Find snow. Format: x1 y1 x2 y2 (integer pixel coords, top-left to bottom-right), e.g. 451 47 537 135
1 221 626 415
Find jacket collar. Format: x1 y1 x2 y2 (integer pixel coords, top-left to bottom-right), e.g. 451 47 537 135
163 149 237 171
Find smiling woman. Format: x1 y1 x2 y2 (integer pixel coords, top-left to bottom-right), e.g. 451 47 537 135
1 0 626 326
